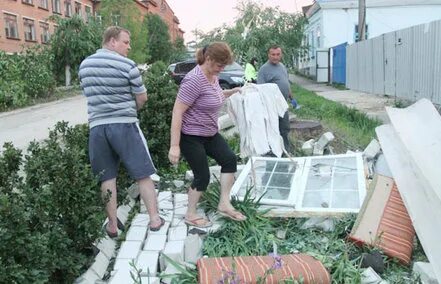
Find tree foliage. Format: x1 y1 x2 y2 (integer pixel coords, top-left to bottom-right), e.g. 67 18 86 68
195 1 307 67
170 37 188 63
145 14 172 64
49 15 102 83
99 0 149 63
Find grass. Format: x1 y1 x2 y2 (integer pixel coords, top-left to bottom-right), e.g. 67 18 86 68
291 84 382 150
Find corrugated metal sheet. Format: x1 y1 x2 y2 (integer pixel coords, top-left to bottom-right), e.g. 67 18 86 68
384 33 396 96
372 36 385 95
432 20 441 104
345 19 441 105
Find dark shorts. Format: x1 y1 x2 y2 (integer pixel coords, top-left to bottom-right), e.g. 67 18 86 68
180 133 237 191
89 123 156 182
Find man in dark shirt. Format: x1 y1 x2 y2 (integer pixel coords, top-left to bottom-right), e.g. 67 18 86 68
257 44 293 153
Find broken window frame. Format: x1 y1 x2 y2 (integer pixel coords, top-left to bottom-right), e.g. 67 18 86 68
231 153 366 214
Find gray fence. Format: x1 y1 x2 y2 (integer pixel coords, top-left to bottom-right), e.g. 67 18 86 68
346 19 441 105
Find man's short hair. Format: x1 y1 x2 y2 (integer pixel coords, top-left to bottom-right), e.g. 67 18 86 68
102 26 130 45
267 44 281 52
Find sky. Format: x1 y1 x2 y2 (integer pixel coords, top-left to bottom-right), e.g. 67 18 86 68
166 0 314 43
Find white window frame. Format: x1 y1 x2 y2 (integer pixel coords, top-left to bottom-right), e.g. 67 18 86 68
23 17 36 41
39 0 49 9
4 13 19 39
22 0 34 5
39 21 50 43
231 153 366 214
74 1 81 16
52 0 61 14
65 0 72 17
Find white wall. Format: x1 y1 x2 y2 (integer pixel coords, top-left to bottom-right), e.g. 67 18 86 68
322 5 441 48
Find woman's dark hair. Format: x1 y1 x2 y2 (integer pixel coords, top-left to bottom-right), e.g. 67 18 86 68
250 57 258 66
195 42 233 65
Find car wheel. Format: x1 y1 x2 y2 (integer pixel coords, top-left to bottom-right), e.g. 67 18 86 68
220 83 230 90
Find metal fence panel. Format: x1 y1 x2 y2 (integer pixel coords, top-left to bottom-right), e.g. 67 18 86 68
384 33 396 96
432 21 441 104
372 36 385 95
345 19 441 105
395 28 414 101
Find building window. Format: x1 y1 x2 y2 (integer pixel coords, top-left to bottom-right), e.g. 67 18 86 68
354 24 369 42
40 22 50 43
74 1 81 16
65 0 72 17
23 18 36 42
22 0 34 5
4 14 19 39
39 0 49 9
85 5 92 22
52 0 61 14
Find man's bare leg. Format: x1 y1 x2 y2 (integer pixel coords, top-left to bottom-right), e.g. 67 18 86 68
101 178 118 234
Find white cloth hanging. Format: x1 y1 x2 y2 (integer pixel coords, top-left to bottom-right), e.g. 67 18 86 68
227 83 288 158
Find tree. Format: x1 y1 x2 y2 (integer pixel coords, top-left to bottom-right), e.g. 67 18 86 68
169 37 188 63
145 14 172 64
99 0 149 63
195 1 307 67
49 15 102 85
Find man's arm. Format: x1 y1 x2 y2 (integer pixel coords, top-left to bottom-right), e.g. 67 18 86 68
135 92 148 110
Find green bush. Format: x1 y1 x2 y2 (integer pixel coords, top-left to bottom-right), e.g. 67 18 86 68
0 122 105 283
0 47 56 110
138 61 178 171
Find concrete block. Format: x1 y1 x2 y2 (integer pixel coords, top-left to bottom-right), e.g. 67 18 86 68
413 262 439 284
312 143 324 156
160 240 185 270
184 234 203 264
75 268 100 284
117 204 132 224
149 221 170 235
159 210 174 222
140 276 160 284
136 251 159 276
126 225 148 242
172 180 185 188
174 193 188 203
90 251 110 278
113 258 135 271
363 139 381 160
95 236 116 259
131 213 150 227
174 205 187 216
117 241 143 259
158 191 172 202
108 269 134 284
171 216 185 227
151 173 160 183
159 200 174 210
168 225 188 241
144 234 167 251
301 139 315 156
140 204 147 213
218 114 234 130
316 132 335 149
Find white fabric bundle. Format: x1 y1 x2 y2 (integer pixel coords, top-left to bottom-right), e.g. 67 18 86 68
227 83 288 158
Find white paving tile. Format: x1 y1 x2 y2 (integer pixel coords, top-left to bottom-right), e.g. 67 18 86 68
117 241 142 259
135 251 159 276
144 234 167 251
125 226 148 242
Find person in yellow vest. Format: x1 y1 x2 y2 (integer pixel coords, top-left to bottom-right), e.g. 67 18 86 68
244 57 258 83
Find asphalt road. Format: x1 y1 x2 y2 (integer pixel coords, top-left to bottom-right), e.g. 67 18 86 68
0 95 88 152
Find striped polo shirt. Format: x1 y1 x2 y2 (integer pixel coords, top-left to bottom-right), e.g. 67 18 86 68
78 48 146 128
177 65 224 137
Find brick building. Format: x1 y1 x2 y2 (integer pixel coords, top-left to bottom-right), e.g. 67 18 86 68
0 0 184 53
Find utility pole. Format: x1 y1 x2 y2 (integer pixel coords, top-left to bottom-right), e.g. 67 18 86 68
358 0 366 41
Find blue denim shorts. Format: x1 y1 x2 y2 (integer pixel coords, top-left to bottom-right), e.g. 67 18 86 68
89 123 156 182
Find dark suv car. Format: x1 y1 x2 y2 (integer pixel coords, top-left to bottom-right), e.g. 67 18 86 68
168 59 245 89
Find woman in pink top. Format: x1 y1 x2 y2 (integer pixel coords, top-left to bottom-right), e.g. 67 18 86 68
168 42 246 227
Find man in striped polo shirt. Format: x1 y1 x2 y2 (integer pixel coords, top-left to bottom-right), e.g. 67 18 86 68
79 26 163 237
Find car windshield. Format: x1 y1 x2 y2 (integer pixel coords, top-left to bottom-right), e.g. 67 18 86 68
224 62 243 71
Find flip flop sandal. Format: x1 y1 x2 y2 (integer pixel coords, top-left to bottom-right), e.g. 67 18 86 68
184 217 213 228
217 210 247 221
104 226 118 239
149 217 165 232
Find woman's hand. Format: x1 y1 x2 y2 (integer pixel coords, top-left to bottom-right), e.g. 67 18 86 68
224 87 242 98
168 145 181 165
